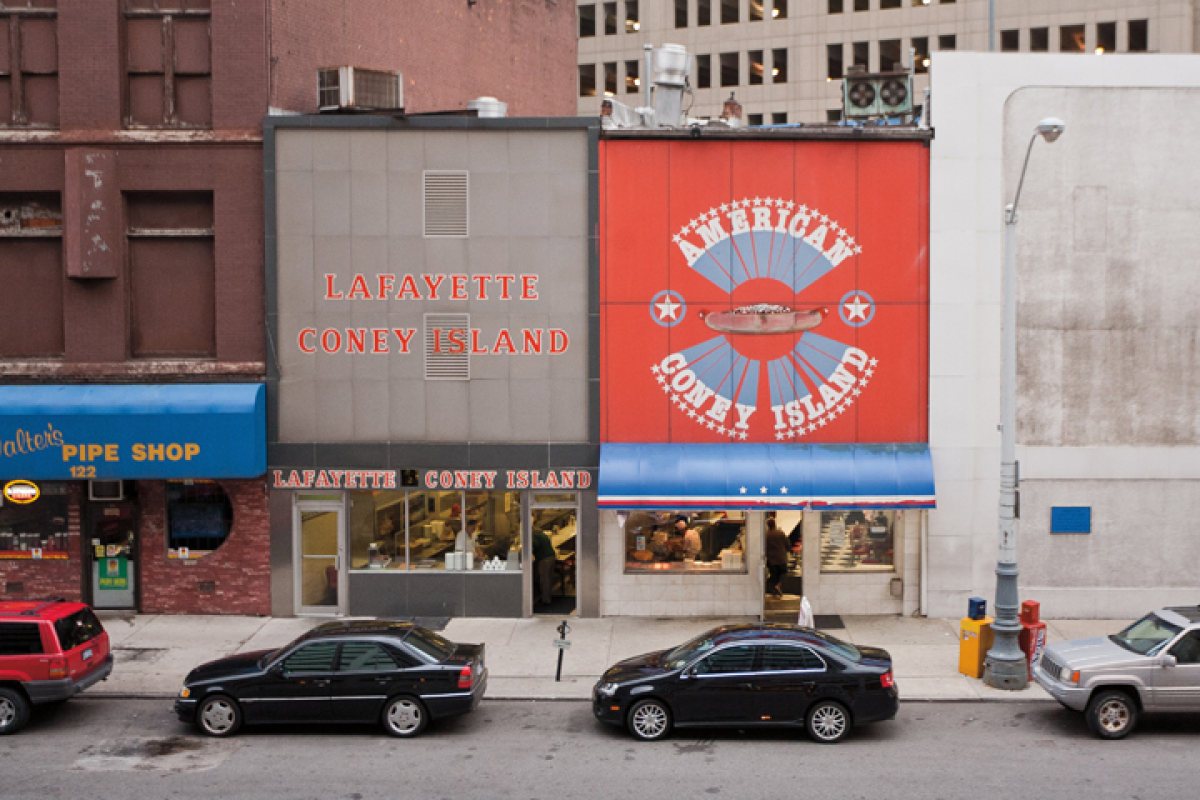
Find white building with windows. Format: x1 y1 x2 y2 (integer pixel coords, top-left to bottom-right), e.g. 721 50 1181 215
577 0 1191 124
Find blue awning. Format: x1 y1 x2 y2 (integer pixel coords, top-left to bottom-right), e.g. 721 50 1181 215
0 384 266 480
599 443 935 511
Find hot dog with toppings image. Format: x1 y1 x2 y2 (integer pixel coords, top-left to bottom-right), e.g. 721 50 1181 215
699 304 828 335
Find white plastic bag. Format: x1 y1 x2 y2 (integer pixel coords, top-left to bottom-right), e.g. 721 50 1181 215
797 596 814 628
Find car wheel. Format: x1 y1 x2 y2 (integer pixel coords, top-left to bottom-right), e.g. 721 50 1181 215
197 694 243 738
382 696 428 738
806 699 851 744
1086 690 1138 740
0 688 31 736
627 698 672 742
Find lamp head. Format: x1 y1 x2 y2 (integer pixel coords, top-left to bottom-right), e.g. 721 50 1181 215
1036 117 1065 143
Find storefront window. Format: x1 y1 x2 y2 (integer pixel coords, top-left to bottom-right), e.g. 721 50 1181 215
0 482 69 559
819 510 895 572
348 490 522 572
166 481 232 560
624 511 747 573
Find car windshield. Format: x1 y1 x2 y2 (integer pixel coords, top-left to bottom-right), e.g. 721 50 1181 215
404 627 456 662
662 633 718 670
1111 613 1182 656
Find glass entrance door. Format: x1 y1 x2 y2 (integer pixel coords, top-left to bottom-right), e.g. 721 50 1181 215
763 511 804 623
529 500 578 616
294 501 345 615
89 502 137 610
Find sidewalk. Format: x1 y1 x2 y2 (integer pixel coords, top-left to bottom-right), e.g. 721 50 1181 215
90 612 1130 702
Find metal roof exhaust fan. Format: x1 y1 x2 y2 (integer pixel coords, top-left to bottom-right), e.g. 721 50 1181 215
652 44 692 127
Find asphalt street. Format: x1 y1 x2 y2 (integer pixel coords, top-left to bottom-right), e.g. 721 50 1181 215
1 698 1196 799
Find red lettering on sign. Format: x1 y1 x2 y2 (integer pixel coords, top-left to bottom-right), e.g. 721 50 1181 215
393 328 416 353
346 329 366 354
372 329 388 354
494 329 517 355
423 274 445 299
472 275 492 299
348 274 370 300
321 330 341 353
523 330 542 354
470 329 488 355
324 274 343 300
497 275 515 300
550 329 569 354
447 329 467 354
451 275 467 299
520 275 538 300
397 274 420 299
378 274 395 299
299 329 316 353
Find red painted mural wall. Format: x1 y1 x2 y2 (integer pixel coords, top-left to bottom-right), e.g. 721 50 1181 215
600 139 929 444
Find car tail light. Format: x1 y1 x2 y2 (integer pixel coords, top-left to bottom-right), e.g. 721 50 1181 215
49 657 68 679
458 664 473 689
880 670 895 689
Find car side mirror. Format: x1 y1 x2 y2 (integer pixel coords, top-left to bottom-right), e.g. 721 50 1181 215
679 667 694 680
1158 654 1177 668
269 662 285 676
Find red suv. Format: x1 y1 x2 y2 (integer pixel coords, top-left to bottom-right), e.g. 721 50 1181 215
0 599 113 734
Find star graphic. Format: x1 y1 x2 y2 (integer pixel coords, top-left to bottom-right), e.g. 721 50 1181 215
752 195 761 205
797 204 808 214
860 377 870 386
655 297 682 321
852 388 862 396
819 214 829 224
660 382 670 393
845 236 856 248
775 198 786 208
739 432 748 440
717 426 727 436
807 423 817 433
655 375 666 386
760 486 768 494
739 487 747 494
854 245 863 254
730 199 741 209
776 433 785 441
829 221 842 234
705 420 716 430
785 200 795 210
780 487 788 494
686 408 697 419
651 364 661 374
844 295 870 321
741 198 751 209
869 358 878 366
720 202 730 212
708 207 718 217
818 418 828 427
865 368 874 377
672 234 681 244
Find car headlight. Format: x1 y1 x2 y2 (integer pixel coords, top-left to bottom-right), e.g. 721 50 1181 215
597 682 620 697
179 687 191 698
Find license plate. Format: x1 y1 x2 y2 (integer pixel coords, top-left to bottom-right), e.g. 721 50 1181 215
83 648 93 660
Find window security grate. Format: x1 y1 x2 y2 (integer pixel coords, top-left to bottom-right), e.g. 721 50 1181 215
424 313 471 381
423 171 469 237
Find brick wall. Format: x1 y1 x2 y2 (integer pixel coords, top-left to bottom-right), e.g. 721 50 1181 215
137 479 271 615
269 0 578 116
0 483 84 601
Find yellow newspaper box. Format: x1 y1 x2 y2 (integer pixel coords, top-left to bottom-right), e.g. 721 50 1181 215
959 616 994 678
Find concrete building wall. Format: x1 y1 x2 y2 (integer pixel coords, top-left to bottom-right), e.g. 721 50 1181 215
273 127 592 445
928 53 1200 619
269 0 579 116
578 0 1195 124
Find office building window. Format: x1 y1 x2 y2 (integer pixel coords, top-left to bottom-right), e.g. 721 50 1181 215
748 50 764 85
698 0 711 25
827 109 842 122
1060 24 1085 52
853 41 869 68
881 0 900 8
721 0 738 24
912 36 929 73
750 0 763 21
772 112 786 124
0 3 59 127
772 48 787 82
127 191 216 357
747 113 763 126
1096 21 1115 54
625 0 639 32
1030 27 1048 52
827 43 844 79
1001 29 1019 51
625 60 640 93
1128 19 1148 51
675 0 687 28
0 193 63 357
938 34 956 51
579 64 596 97
696 54 712 88
879 39 902 71
579 4 595 36
604 2 617 34
720 52 739 86
773 0 787 19
124 0 212 128
828 0 842 12
854 0 868 10
604 62 617 96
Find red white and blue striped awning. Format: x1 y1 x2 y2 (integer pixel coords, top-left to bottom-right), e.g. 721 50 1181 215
598 443 935 511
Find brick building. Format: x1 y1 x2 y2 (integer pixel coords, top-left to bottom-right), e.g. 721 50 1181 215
0 0 578 615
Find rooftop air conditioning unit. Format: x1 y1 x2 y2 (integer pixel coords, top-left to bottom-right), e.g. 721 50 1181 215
317 67 403 112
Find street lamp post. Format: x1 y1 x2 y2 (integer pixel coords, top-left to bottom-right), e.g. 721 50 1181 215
983 117 1065 691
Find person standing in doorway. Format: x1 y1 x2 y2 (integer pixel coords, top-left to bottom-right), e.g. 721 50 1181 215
765 518 789 599
532 526 557 607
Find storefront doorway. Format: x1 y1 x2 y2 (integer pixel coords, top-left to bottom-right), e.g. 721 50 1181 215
294 498 345 615
763 511 804 623
529 495 579 616
86 499 138 610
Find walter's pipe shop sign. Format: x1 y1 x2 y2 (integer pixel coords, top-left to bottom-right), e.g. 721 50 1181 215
600 140 930 444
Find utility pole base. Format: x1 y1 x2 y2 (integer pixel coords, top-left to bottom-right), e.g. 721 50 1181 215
983 656 1029 690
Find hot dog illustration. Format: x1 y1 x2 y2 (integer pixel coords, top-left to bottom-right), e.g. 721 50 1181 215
700 304 828 335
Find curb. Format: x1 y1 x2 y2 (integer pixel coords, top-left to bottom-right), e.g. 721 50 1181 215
78 692 1056 704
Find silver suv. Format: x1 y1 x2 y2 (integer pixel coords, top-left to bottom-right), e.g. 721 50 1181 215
1033 607 1200 739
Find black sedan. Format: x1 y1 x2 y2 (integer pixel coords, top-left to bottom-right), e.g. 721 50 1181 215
593 624 896 743
174 620 486 738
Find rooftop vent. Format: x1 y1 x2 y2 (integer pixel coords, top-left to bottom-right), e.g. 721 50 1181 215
423 171 469 238
467 96 508 118
317 67 403 112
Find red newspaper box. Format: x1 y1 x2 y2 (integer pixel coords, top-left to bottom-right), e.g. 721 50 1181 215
1018 600 1047 679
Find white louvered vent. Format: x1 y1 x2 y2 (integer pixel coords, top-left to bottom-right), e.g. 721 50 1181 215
424 313 471 381
423 170 469 237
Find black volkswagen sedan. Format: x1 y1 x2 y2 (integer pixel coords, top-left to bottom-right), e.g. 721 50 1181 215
174 620 486 738
593 624 896 743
